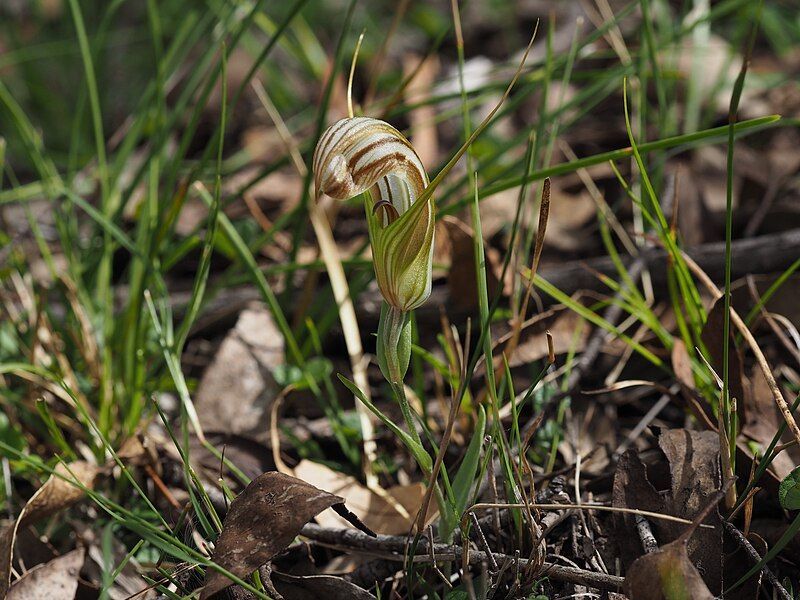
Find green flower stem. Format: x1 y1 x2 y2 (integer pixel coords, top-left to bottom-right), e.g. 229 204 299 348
377 303 411 382
376 304 454 534
378 303 422 448
390 379 422 450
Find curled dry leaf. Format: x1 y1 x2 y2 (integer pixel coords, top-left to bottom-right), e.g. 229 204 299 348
7 547 85 600
0 461 97 597
613 430 723 594
294 459 435 534
201 471 346 599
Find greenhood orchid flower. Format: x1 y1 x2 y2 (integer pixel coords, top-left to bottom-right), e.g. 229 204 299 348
313 117 434 314
313 116 435 467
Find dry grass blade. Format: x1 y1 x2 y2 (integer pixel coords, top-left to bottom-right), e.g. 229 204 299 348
501 177 552 370
464 502 715 529
681 251 800 450
308 198 380 487
252 80 380 488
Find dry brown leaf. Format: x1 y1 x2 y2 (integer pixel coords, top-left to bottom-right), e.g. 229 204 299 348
658 429 723 593
82 530 155 600
1 462 97 597
116 433 157 468
294 460 434 534
478 188 531 239
201 472 345 599
194 303 284 443
742 364 796 479
670 339 696 390
7 547 85 600
8 529 56 580
624 536 714 600
545 186 596 252
673 321 794 483
222 168 303 215
614 430 724 593
385 482 435 528
612 449 668 569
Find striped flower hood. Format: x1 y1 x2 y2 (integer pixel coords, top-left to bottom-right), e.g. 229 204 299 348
313 117 434 312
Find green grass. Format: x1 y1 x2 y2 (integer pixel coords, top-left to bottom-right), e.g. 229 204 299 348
1 0 799 597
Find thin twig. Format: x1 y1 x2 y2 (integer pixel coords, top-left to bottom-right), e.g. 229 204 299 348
470 512 499 572
722 521 791 600
300 524 624 592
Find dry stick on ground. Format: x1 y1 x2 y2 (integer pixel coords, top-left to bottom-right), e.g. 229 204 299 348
178 228 800 338
300 523 624 592
345 559 404 589
401 227 800 330
681 252 800 449
722 521 791 600
544 227 800 297
635 515 658 554
462 502 712 529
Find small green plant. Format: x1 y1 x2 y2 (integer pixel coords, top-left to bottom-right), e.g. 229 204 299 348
1 0 798 596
